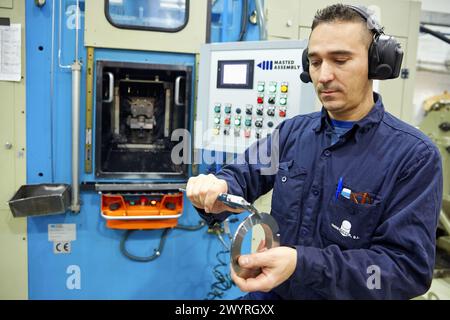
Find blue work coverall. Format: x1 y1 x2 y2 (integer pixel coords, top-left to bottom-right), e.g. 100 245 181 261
200 93 443 299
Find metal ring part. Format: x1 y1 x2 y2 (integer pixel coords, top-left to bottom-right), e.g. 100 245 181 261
231 212 280 278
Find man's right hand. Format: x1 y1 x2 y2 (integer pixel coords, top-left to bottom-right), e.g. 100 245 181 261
186 174 244 214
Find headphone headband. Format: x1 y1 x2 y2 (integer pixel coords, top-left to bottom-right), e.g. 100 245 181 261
345 5 384 36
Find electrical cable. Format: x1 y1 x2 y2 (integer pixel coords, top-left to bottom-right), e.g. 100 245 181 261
205 219 237 300
205 247 234 300
238 0 248 41
120 221 206 262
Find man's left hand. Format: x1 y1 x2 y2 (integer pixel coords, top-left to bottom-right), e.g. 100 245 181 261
231 246 297 292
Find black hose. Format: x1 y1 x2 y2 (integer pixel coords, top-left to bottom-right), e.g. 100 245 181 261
120 221 206 262
120 228 171 262
175 221 206 231
420 24 450 45
238 0 248 41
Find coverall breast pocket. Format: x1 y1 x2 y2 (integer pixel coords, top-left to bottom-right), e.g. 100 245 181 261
320 195 381 250
271 160 307 222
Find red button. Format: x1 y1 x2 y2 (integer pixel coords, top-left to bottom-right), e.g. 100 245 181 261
224 118 231 125
279 110 286 117
257 97 264 104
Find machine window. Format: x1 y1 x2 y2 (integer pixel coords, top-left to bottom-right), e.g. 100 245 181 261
105 0 189 32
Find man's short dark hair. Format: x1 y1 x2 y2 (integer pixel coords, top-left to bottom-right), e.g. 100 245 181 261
311 3 366 30
311 3 374 46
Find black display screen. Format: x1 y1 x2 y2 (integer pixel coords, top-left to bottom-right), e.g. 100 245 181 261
216 60 254 89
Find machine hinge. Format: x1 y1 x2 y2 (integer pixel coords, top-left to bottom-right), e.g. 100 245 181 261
401 68 410 79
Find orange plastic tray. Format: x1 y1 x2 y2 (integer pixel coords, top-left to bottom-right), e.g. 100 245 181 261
101 192 183 230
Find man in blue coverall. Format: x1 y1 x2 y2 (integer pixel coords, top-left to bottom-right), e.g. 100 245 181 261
186 4 443 299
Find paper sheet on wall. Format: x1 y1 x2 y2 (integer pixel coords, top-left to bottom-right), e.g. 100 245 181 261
0 24 21 82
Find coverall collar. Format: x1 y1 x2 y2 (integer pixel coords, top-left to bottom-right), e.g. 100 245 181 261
314 92 384 133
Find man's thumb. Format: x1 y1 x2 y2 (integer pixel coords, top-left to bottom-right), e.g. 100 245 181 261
238 252 267 268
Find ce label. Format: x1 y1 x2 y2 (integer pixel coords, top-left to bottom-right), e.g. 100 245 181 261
54 241 71 254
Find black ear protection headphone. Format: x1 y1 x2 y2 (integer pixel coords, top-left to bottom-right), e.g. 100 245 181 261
300 4 404 83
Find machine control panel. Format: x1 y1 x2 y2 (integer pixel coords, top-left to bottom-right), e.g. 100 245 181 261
196 40 315 153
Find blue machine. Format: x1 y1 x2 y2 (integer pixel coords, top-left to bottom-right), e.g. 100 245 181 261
24 0 259 299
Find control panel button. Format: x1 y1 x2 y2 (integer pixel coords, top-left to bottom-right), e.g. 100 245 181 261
234 128 240 137
224 104 232 114
214 105 221 113
255 118 263 128
256 106 264 116
234 117 241 126
279 108 287 117
267 121 274 128
255 129 262 139
269 82 277 93
224 117 231 125
235 107 242 114
214 116 221 124
245 105 253 115
267 107 275 117
213 127 220 135
279 96 287 105
268 96 276 104
280 83 288 93
223 127 230 135
245 118 252 127
244 129 251 138
257 96 264 104
257 82 265 92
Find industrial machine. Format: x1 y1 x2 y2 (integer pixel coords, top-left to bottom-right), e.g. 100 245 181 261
419 92 450 297
3 0 442 301
2 0 316 299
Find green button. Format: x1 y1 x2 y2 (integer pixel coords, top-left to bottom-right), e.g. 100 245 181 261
234 119 241 126
214 106 221 113
225 106 232 114
245 119 252 126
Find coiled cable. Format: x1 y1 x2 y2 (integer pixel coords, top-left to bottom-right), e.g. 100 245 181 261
206 248 234 300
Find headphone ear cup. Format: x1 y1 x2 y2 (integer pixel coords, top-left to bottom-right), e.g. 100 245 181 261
300 48 312 83
368 35 404 80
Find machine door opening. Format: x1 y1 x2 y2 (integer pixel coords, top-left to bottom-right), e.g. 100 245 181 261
95 61 191 180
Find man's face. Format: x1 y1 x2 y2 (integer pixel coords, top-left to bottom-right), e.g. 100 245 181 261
308 21 372 116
